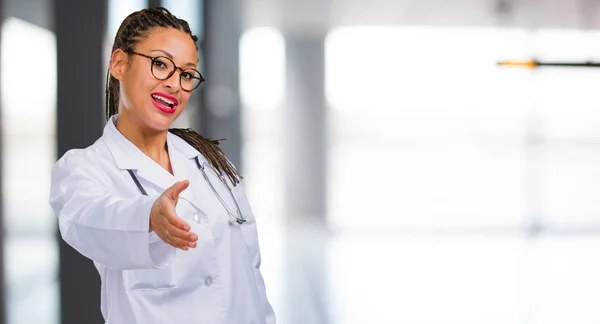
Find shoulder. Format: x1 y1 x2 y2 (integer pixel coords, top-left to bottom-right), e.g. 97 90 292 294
52 138 113 180
168 128 243 186
167 129 201 157
55 138 107 166
49 139 114 209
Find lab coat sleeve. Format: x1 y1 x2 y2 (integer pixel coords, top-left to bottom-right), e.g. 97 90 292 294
49 151 176 270
235 183 277 324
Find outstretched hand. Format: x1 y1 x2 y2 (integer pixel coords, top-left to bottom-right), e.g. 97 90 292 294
149 180 198 250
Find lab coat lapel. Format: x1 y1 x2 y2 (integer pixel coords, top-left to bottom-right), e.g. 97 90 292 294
134 158 178 194
167 134 226 218
102 116 227 217
102 115 182 196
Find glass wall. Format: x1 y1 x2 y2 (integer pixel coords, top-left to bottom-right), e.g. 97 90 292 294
325 26 600 232
324 26 600 323
239 26 286 322
1 17 58 324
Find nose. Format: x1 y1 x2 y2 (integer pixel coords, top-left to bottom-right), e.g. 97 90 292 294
164 69 181 91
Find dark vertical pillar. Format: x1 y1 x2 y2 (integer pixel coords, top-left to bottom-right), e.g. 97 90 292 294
283 33 327 224
200 0 242 169
55 0 107 323
147 0 161 9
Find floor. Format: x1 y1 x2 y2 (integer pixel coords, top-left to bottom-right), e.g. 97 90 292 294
7 224 600 324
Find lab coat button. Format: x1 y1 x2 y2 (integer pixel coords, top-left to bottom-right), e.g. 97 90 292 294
193 214 202 224
204 277 213 287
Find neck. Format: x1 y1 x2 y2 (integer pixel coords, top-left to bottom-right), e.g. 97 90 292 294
114 112 172 173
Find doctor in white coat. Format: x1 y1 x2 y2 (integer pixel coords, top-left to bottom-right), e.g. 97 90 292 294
49 7 275 324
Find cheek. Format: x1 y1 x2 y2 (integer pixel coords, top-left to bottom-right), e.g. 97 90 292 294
122 73 154 106
176 93 192 113
130 64 158 91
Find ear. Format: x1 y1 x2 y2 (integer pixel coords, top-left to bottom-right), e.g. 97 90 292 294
109 49 129 81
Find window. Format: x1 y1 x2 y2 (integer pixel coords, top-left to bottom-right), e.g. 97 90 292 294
239 27 285 227
326 26 600 232
2 17 58 324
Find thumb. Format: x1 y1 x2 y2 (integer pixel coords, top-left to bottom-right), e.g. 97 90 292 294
165 180 190 201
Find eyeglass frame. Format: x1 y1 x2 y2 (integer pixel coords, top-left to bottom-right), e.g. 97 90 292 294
125 50 205 92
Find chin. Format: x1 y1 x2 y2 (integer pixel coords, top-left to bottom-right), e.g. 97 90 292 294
145 113 176 132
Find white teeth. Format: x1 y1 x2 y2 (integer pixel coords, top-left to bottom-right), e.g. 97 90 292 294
152 94 175 105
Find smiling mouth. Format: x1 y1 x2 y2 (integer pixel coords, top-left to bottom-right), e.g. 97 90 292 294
152 94 176 108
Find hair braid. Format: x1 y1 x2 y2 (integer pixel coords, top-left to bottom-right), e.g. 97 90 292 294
105 7 242 186
168 129 241 186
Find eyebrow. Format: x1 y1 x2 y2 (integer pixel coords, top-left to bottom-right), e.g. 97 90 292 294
149 49 198 68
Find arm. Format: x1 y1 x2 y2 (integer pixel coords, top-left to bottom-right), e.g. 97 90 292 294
49 151 175 270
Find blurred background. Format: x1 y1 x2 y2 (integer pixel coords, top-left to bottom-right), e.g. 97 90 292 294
3 0 600 323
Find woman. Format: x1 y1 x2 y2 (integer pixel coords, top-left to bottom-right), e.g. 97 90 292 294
49 7 275 324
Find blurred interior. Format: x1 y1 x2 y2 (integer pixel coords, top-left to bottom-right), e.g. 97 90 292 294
4 0 600 323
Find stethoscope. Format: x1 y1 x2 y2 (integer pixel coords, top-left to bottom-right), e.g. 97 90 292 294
127 156 246 225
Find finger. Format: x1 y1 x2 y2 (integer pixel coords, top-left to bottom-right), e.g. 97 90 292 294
166 231 194 250
158 223 192 250
165 226 198 250
164 224 198 243
160 197 191 231
165 180 190 201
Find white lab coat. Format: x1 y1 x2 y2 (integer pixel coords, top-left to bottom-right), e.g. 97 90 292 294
50 115 275 324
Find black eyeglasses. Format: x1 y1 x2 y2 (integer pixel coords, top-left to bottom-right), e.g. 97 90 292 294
127 51 205 92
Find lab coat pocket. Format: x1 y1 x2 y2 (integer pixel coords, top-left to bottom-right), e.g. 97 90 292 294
123 263 178 291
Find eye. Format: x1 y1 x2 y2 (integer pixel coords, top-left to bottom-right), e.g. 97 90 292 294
181 71 194 80
152 58 168 69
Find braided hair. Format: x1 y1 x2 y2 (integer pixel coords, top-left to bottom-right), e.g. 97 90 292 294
106 7 241 186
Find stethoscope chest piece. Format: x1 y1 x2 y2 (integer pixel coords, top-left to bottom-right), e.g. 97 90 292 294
229 216 247 225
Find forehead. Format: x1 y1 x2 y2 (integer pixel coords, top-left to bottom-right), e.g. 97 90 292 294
136 28 198 63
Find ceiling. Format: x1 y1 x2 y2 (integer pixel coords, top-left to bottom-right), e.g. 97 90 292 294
7 0 600 36
241 0 600 33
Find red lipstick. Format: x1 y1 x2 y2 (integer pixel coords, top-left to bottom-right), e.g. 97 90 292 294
151 92 179 114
